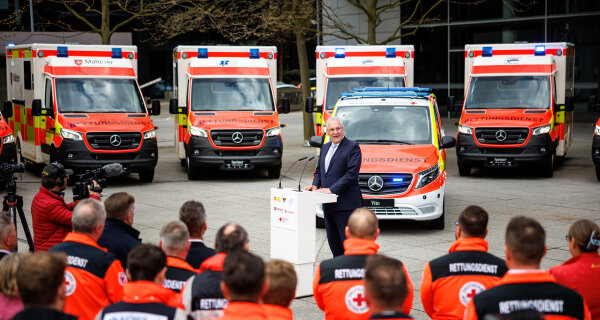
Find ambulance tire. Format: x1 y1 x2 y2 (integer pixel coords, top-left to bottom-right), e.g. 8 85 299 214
428 202 445 230
267 165 281 179
458 164 471 177
180 158 186 167
316 216 325 228
186 156 200 180
541 154 555 178
595 165 600 181
138 169 155 183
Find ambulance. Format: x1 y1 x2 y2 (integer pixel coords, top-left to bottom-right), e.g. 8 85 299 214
310 88 456 229
0 111 16 164
4 44 160 182
170 46 289 180
306 45 414 136
450 42 574 177
590 97 600 181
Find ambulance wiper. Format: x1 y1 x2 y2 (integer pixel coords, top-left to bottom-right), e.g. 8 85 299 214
355 139 413 145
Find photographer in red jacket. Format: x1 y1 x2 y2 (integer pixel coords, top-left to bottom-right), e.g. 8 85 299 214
31 162 100 251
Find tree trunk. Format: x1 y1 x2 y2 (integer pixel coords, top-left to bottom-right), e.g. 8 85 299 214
100 0 111 44
366 0 377 44
293 0 315 142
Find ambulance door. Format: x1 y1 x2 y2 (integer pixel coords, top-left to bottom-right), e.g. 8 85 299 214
40 76 56 162
17 58 35 161
432 99 447 168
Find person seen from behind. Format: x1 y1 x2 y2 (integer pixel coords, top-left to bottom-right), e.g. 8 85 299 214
160 220 197 293
364 254 412 320
0 252 28 320
179 200 215 269
262 259 297 320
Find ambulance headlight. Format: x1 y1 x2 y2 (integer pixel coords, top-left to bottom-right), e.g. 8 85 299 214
458 125 472 135
266 127 281 137
532 124 551 135
143 129 156 140
415 164 440 189
189 126 208 138
60 129 83 141
3 134 14 144
595 125 600 136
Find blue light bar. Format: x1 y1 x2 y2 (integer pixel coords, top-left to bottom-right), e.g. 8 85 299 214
392 178 404 182
57 46 68 58
249 48 259 59
481 46 493 57
7 43 14 47
534 45 546 56
341 87 432 99
198 48 208 58
111 48 122 59
335 48 345 58
360 87 432 92
386 48 396 58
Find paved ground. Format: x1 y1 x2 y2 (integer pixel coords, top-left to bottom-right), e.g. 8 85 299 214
6 109 600 319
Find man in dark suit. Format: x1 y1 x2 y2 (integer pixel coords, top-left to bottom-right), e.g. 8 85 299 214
179 200 215 269
305 116 362 256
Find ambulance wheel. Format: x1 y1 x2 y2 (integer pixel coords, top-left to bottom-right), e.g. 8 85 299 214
458 164 471 177
428 202 445 230
541 154 555 178
316 216 325 228
267 165 281 179
180 158 186 167
595 165 600 181
186 156 199 180
139 169 155 183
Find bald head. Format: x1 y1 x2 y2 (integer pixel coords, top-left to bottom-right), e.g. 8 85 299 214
215 222 249 253
72 199 105 239
346 208 379 240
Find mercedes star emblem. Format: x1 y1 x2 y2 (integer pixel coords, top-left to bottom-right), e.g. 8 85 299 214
495 130 507 142
367 175 384 192
109 134 122 147
232 132 243 144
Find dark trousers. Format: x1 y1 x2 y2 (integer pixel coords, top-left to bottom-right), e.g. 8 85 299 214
324 209 353 257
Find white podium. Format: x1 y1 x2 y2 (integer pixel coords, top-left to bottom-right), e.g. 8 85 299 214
270 188 337 297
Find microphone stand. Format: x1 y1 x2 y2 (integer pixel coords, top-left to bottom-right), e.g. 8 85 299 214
297 157 315 191
278 157 307 189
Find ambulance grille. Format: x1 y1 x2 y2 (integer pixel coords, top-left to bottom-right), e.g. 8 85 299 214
359 173 413 195
370 207 418 216
474 127 529 144
210 130 264 147
86 132 142 150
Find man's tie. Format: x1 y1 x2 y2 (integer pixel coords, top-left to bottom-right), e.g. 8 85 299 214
325 143 338 173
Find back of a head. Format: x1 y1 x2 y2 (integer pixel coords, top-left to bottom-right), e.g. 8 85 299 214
505 216 545 265
127 244 167 282
364 254 407 309
16 252 67 307
263 259 297 308
568 219 600 253
222 251 264 301
215 223 248 253
72 198 106 234
160 221 190 255
458 205 488 238
347 208 378 239
0 252 29 298
104 192 134 220
179 200 207 237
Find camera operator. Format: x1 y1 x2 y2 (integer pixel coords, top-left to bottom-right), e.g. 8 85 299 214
31 162 101 252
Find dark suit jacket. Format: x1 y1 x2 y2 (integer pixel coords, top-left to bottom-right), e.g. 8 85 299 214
186 240 216 269
97 218 141 268
312 136 362 212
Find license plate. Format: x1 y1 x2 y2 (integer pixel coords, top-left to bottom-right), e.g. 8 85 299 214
493 157 507 163
229 160 245 168
363 199 394 208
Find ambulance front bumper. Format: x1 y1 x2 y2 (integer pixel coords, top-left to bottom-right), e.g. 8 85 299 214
55 139 158 172
186 136 282 170
0 141 16 163
456 133 553 168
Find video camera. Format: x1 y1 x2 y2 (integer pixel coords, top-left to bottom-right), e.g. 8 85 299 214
72 163 125 200
0 163 25 191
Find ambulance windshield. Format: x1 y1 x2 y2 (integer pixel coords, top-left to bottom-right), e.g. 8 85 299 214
465 76 550 109
325 77 405 110
55 79 145 113
335 105 431 145
190 78 275 111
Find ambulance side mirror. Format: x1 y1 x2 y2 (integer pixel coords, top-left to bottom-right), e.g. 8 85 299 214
2 101 12 118
278 98 290 114
305 97 315 113
588 96 598 112
564 96 574 112
151 99 161 116
169 99 180 114
309 135 324 148
32 99 42 116
441 136 456 149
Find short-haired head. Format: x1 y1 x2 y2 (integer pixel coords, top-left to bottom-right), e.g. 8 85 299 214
127 244 167 282
458 205 488 238
72 199 106 234
326 116 344 129
568 219 600 253
0 212 16 251
0 252 29 297
505 216 546 265
179 200 207 237
104 192 135 221
159 221 190 255
263 259 297 308
347 208 379 239
215 222 248 253
222 251 265 301
364 254 407 309
16 252 67 307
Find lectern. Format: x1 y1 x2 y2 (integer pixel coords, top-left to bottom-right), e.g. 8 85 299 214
270 188 337 297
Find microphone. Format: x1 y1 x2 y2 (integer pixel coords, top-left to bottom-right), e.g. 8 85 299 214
278 157 307 189
100 163 126 178
298 156 315 191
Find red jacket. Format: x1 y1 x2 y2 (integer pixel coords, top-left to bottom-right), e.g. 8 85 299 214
122 281 181 308
216 301 267 320
262 304 293 320
551 252 600 320
31 186 100 251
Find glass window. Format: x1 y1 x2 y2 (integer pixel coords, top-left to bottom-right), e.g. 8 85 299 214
450 2 543 22
548 1 600 14
465 76 551 109
324 77 405 110
190 78 275 111
55 78 145 113
44 79 53 110
24 61 32 90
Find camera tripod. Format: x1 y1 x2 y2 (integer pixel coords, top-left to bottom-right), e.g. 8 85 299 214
2 177 34 252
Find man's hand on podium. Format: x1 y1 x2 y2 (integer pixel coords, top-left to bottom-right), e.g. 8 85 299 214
314 188 332 194
304 185 318 191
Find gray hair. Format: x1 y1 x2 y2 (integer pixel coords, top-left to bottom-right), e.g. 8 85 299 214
325 116 344 129
160 221 190 254
72 199 106 234
0 212 14 243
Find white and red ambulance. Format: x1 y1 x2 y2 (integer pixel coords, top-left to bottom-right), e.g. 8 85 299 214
170 46 289 180
4 44 159 181
450 43 574 177
306 45 414 136
0 111 16 164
